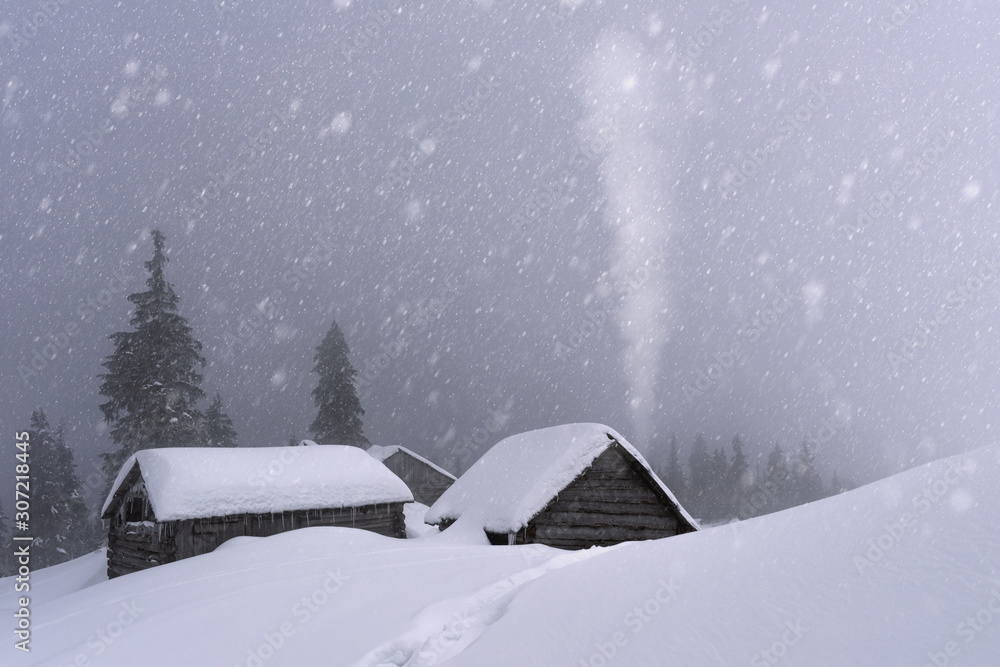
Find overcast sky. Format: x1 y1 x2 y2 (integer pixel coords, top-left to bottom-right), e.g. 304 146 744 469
3 0 999 507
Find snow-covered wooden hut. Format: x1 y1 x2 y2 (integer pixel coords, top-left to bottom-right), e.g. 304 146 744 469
424 423 698 549
366 445 457 506
101 445 413 578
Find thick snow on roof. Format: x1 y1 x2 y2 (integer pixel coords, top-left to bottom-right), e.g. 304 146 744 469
101 445 413 521
11 446 1000 666
425 423 696 533
367 445 458 480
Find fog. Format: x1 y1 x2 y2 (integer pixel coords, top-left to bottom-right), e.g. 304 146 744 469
3 0 999 503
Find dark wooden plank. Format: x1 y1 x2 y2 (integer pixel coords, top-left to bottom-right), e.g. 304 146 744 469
544 497 668 515
110 532 176 550
555 481 664 495
536 511 679 531
534 523 679 542
110 533 176 551
110 544 177 561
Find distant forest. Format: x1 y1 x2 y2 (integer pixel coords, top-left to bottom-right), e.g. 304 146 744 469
654 434 855 525
1 231 858 576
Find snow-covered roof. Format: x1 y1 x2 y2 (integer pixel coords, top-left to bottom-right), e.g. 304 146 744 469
425 423 698 534
366 445 457 480
101 445 413 521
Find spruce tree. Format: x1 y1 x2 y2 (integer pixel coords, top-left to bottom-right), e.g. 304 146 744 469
309 319 368 447
29 411 92 567
830 471 845 495
707 447 729 520
0 500 11 576
686 434 711 519
763 443 793 514
726 435 750 519
663 434 686 499
51 421 94 560
98 229 207 488
793 439 825 505
204 393 238 447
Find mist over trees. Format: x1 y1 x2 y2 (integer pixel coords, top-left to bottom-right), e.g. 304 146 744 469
309 319 369 447
204 393 239 448
20 409 99 570
0 501 11 576
656 433 855 524
1 228 859 571
97 230 237 497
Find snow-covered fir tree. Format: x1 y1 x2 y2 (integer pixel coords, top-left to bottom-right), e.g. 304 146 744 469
204 392 238 447
793 439 825 505
28 410 93 568
0 500 11 576
662 434 686 498
309 319 368 447
763 442 794 514
98 229 207 489
726 435 750 517
685 434 711 519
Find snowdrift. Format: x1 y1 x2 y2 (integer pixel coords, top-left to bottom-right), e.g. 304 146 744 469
3 445 998 666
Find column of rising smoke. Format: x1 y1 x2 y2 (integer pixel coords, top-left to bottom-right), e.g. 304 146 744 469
580 29 675 446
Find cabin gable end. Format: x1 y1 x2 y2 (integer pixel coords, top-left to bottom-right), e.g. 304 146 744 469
528 443 691 549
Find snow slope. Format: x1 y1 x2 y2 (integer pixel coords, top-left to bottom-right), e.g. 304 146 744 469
4 445 998 666
449 446 1000 666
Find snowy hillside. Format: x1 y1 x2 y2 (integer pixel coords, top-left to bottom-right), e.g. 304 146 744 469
4 445 998 666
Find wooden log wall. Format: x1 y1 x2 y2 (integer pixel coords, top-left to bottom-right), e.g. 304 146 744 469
108 503 407 578
382 452 454 506
107 521 178 578
529 446 686 550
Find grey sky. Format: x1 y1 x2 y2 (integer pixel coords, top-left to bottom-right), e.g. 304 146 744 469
3 1 999 508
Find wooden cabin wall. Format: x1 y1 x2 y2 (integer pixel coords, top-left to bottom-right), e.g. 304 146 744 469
529 446 685 550
107 521 178 578
383 452 454 506
109 503 407 577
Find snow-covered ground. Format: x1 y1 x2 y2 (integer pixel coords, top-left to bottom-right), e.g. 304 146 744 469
4 445 999 666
